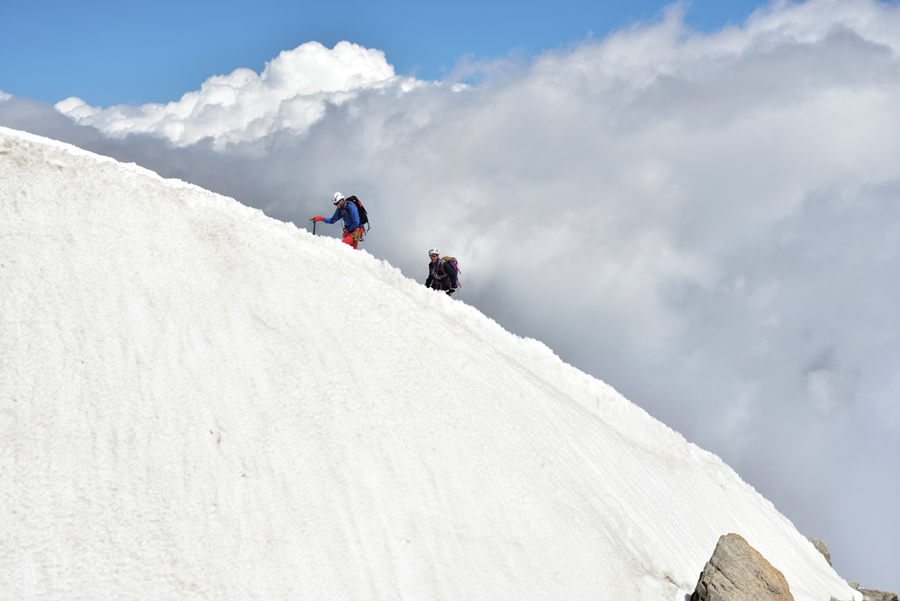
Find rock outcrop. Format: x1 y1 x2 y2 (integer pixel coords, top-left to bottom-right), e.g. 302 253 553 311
691 533 793 601
861 591 900 601
849 582 899 601
807 537 832 566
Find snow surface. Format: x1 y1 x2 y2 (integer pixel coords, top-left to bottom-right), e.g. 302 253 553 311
0 126 858 600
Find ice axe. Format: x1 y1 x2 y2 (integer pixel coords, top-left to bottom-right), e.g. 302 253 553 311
310 218 316 235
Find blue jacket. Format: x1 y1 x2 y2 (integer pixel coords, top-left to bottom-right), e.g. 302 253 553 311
324 202 360 232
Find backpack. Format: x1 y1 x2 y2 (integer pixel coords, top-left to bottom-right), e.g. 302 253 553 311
345 195 369 231
442 256 461 287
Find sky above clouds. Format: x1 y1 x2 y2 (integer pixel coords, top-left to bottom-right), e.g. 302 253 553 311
2 0 764 106
2 0 899 594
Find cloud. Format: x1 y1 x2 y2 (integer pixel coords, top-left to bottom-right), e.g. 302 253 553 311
54 41 422 149
4 0 900 591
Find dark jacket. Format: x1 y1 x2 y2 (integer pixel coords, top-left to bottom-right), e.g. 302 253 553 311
425 258 458 291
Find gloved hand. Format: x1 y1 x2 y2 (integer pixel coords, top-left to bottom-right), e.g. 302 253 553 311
446 288 456 297
311 216 324 222
342 229 349 238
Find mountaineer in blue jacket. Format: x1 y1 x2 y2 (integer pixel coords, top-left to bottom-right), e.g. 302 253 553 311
312 192 364 249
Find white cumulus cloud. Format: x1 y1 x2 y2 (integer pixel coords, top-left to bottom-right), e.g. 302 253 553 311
55 41 422 148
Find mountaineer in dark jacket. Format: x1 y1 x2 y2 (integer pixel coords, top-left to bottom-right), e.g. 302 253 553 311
425 248 459 296
312 192 364 249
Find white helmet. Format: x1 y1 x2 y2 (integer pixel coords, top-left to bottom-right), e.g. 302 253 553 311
332 192 344 205
428 248 439 256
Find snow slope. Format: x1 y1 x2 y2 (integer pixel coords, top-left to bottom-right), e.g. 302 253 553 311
0 126 857 601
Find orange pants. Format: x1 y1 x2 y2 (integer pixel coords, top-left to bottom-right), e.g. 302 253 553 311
342 227 364 249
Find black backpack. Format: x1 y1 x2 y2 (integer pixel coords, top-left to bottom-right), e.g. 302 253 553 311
345 195 369 231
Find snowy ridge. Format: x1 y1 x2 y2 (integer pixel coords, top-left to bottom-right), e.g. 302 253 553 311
1 126 857 600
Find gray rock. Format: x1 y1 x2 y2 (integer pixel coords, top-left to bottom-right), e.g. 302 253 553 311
807 537 832 566
691 533 794 601
859 589 899 601
845 578 897 600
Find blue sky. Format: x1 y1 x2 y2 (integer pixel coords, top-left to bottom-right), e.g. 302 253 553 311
4 0 764 106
